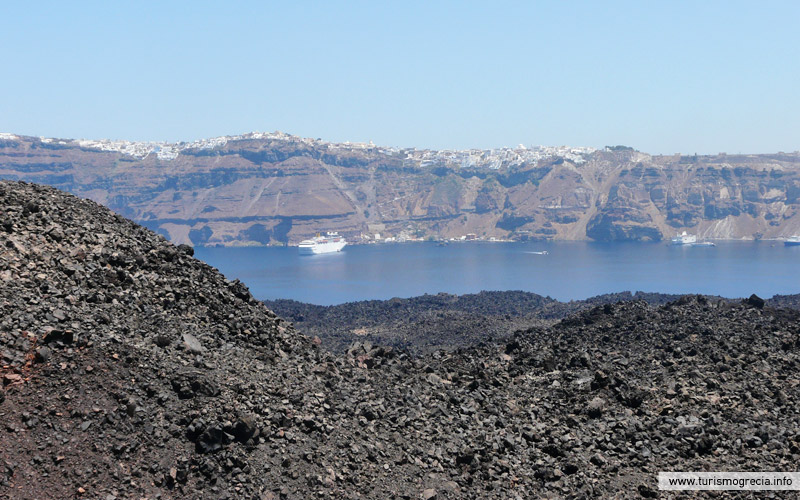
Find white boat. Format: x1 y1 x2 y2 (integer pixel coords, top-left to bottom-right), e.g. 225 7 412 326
785 236 800 246
671 231 697 245
692 241 715 247
528 250 549 255
298 232 347 255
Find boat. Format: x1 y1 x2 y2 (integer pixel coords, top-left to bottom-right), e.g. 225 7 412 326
528 250 549 255
785 236 800 246
298 232 347 255
692 241 715 247
671 231 697 245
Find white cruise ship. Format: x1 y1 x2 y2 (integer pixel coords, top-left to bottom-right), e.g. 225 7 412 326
671 231 697 245
298 232 347 255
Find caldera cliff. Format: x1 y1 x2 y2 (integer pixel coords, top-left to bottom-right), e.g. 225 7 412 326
1 132 799 245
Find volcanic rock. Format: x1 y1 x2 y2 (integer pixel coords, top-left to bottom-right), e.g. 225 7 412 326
746 293 766 309
2 181 800 499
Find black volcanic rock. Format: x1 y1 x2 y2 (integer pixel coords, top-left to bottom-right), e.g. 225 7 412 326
2 181 800 499
746 293 766 309
265 290 686 355
0 181 311 498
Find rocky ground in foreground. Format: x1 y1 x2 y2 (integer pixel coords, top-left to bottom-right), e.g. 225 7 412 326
2 181 800 499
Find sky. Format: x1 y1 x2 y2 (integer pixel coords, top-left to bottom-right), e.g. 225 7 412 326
1 1 798 154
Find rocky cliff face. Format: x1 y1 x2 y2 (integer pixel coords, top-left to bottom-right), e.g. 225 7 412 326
1 132 799 245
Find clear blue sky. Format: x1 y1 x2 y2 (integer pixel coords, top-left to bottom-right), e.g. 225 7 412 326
1 1 798 154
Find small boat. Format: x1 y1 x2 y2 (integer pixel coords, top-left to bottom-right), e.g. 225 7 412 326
528 250 549 255
785 236 800 246
298 232 347 254
692 241 715 247
671 231 697 245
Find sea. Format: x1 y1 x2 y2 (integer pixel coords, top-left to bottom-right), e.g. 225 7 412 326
194 241 800 306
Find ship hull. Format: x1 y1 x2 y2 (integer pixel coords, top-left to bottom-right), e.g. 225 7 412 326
299 240 347 254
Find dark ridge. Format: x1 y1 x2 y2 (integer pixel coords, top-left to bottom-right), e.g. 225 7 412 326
265 291 687 355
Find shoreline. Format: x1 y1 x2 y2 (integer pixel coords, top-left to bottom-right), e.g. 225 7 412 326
195 236 800 249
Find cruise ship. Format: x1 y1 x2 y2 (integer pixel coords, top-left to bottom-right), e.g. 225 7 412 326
671 231 697 245
298 232 347 255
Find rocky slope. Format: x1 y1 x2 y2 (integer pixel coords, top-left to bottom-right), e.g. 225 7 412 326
2 132 800 245
0 181 312 498
265 291 684 356
3 181 800 499
275 291 800 358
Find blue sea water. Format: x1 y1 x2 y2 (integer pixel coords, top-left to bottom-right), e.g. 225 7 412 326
194 241 800 306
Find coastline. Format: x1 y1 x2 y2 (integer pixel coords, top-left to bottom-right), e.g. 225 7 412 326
195 235 798 249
